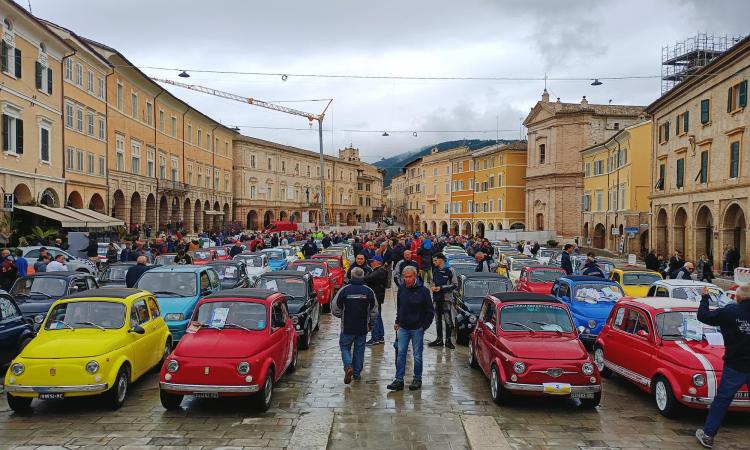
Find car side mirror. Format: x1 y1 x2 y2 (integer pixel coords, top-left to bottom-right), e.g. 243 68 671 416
201 288 212 296
484 322 495 333
637 329 650 338
129 325 145 334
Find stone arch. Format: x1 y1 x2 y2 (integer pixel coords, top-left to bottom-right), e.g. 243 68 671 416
695 205 714 259
346 212 354 226
593 223 606 249
488 222 495 231
130 192 142 227
183 198 193 233
673 207 687 256
583 222 589 240
451 221 459 235
158 195 169 229
440 221 448 234
40 188 59 207
535 213 544 231
88 193 105 213
656 208 668 256
462 221 472 236
264 210 274 228
279 210 288 221
408 216 414 231
12 183 32 205
422 221 428 233
113 190 126 221
430 221 437 234
497 222 504 230
476 221 485 238
194 199 203 233
247 210 258 230
510 222 524 230
145 194 156 229
67 190 84 209
722 203 746 267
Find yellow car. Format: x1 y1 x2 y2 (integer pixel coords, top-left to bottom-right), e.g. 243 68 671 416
609 267 663 297
4 288 172 412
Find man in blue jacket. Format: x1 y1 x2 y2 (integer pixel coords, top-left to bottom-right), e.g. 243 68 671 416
560 243 574 275
429 253 457 349
388 266 435 391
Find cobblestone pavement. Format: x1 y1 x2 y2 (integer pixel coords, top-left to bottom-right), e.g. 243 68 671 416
1 285 749 450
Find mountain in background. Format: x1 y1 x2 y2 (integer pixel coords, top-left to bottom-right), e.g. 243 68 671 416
374 139 522 186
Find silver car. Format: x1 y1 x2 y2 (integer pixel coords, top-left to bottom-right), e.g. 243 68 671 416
20 246 98 276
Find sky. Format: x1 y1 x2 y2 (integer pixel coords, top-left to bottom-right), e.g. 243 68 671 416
20 0 750 165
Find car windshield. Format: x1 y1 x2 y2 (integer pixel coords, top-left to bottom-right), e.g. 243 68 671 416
191 251 211 260
194 301 267 330
529 270 564 283
155 255 177 266
239 255 264 267
464 279 509 298
316 259 340 269
511 260 538 271
100 266 129 281
214 248 227 257
261 277 306 299
598 261 616 272
11 277 68 298
540 250 557 258
672 286 728 306
573 284 624 303
45 301 126 330
623 272 662 285
264 251 285 260
292 263 326 277
500 304 573 332
655 311 722 343
452 264 476 276
137 272 196 297
214 265 240 280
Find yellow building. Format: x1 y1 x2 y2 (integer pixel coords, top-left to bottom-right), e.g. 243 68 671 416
472 143 527 235
581 121 651 253
450 153 475 235
403 157 424 232
421 146 470 234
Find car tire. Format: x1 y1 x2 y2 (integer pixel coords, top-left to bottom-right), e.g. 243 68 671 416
6 393 32 413
289 348 298 372
299 323 311 350
490 364 508 405
252 370 274 412
104 366 129 410
581 392 602 409
653 377 680 417
322 302 331 314
455 329 469 346
593 346 612 378
159 390 183 410
468 341 479 369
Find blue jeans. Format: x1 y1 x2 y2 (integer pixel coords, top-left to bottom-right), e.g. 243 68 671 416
371 305 384 341
395 327 424 382
703 365 750 436
339 333 366 377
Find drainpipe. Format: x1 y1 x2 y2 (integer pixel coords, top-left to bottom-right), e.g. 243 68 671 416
60 50 76 207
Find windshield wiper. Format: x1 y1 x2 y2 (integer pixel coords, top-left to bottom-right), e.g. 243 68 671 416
75 321 105 331
50 320 74 330
507 322 535 333
193 321 222 330
29 292 52 298
224 322 251 331
13 292 29 297
532 321 562 334
151 290 183 296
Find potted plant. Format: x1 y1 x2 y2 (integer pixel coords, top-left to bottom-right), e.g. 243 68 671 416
546 239 559 248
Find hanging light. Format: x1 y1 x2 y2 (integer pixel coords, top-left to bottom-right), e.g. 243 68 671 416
412 131 418 137
281 74 288 81
382 131 390 137
178 70 190 78
591 79 603 86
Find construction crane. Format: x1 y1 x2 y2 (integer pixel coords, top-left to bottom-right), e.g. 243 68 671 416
152 77 333 226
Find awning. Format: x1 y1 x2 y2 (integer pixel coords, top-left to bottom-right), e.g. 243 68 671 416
204 210 224 216
13 205 123 229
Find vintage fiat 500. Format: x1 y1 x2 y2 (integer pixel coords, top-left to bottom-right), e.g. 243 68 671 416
453 272 512 345
469 292 601 407
609 267 662 297
310 254 345 290
594 297 750 417
158 288 297 412
288 261 335 312
4 288 172 412
551 275 624 346
256 271 320 350
516 266 566 294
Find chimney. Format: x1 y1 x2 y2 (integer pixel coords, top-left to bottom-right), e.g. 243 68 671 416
541 89 550 103
581 95 588 106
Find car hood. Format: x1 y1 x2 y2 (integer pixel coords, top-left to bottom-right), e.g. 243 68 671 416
660 340 726 371
22 329 127 359
569 301 616 321
175 329 269 358
499 334 587 360
157 296 200 316
18 299 57 314
525 282 554 294
622 285 650 297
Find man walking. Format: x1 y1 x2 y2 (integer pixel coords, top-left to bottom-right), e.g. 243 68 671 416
126 256 151 288
387 266 434 391
581 252 605 277
695 285 750 448
561 243 574 275
346 253 372 281
393 250 419 287
364 256 388 345
331 267 378 384
429 253 457 349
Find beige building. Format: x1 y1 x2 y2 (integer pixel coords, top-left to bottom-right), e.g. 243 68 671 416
389 172 407 227
422 146 469 234
339 147 385 223
403 157 424 231
0 4 70 209
524 90 644 238
648 36 750 265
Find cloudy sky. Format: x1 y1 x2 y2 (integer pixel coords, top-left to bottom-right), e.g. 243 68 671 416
22 0 750 164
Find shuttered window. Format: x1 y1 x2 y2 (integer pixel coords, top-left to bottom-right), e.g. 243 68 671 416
700 99 710 124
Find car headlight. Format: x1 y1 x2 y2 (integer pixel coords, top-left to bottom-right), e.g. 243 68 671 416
86 360 100 374
10 362 24 376
513 361 526 374
587 320 597 329
582 362 595 376
164 313 185 321
468 315 477 323
291 316 299 325
167 359 179 373
237 361 251 375
693 373 706 387
34 314 45 324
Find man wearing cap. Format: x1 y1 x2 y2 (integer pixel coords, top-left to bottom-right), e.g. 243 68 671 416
365 255 388 345
428 253 457 349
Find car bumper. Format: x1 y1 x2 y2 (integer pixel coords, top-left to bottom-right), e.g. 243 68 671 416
504 382 601 395
3 383 108 395
681 395 750 408
160 382 259 394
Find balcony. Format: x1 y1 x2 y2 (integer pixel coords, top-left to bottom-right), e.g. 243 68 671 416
157 180 189 194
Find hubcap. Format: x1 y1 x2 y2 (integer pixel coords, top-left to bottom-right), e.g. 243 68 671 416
594 348 605 371
116 374 127 403
491 368 499 399
655 381 667 410
264 376 273 405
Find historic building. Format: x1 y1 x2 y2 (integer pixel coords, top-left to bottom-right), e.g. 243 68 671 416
0 4 69 209
449 152 476 235
339 146 385 224
523 90 644 238
647 35 750 264
421 146 469 235
403 157 424 232
582 121 652 254
388 172 407 227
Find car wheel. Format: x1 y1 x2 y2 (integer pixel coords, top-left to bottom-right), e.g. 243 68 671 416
581 392 602 409
288 348 298 372
468 341 479 369
104 366 129 410
490 364 508 405
6 393 32 413
299 323 311 350
159 390 183 410
593 346 612 378
252 370 274 412
321 302 331 314
455 328 469 346
653 377 680 417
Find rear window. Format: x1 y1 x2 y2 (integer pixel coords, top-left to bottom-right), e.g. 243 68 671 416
261 276 307 298
529 270 564 283
622 272 661 285
500 303 573 332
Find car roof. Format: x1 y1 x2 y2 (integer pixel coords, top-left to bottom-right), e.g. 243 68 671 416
490 292 561 304
104 262 137 267
560 275 618 283
462 272 507 280
259 270 309 278
24 271 90 279
654 279 719 287
208 260 242 266
614 266 657 273
623 297 699 311
204 288 281 301
62 288 149 300
146 265 207 273
525 265 565 271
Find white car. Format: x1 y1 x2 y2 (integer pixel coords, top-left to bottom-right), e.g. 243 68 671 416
502 256 543 287
20 246 98 276
536 248 559 265
646 279 732 307
232 252 270 285
96 242 122 263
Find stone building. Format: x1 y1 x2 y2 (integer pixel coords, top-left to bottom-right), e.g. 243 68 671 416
388 172 407 227
523 90 644 238
647 35 750 265
449 152 476 235
339 146 385 224
421 146 470 235
403 157 424 231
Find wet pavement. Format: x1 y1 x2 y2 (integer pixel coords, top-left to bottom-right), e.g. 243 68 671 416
1 284 749 449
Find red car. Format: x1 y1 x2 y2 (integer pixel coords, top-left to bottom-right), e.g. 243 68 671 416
469 292 601 407
158 288 298 412
310 254 345 289
288 261 335 312
213 247 231 261
189 249 215 265
516 266 566 294
594 297 750 417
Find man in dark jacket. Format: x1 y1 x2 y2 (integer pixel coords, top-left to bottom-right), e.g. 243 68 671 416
561 243 574 275
393 250 419 286
581 253 605 278
302 238 318 258
387 266 435 392
347 253 373 282
120 242 132 263
695 285 750 448
364 256 388 345
125 256 150 288
331 267 378 384
84 234 99 264
429 253 457 349
270 234 279 248
229 241 244 257
322 234 332 249
416 239 435 284
645 250 659 271
474 252 492 272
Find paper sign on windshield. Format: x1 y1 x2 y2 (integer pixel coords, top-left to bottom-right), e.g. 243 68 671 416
210 307 229 328
265 279 279 291
296 266 307 272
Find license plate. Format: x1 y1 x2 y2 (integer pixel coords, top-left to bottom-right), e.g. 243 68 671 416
571 392 595 399
542 383 572 395
193 392 219 399
735 391 749 400
38 393 64 400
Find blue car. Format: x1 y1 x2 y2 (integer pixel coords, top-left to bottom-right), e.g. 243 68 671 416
261 248 289 271
551 275 624 345
0 291 35 368
135 265 221 342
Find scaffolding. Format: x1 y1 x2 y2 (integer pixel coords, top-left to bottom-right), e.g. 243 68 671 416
661 33 745 93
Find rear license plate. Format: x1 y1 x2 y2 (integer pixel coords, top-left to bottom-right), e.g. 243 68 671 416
38 393 64 400
193 392 219 399
542 383 572 395
571 392 595 399
735 391 749 400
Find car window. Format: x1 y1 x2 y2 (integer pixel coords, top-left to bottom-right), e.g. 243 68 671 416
25 249 41 259
655 287 669 297
207 269 220 289
613 307 626 329
137 272 197 297
632 312 649 335
0 296 20 320
499 303 574 332
618 308 648 335
558 283 570 298
70 278 89 293
622 273 661 286
271 302 284 330
195 301 267 330
11 277 68 297
131 299 150 325
46 301 126 329
199 272 210 291
146 297 161 318
481 301 496 326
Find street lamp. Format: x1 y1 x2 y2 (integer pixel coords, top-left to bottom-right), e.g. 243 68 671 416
178 70 190 78
591 79 603 86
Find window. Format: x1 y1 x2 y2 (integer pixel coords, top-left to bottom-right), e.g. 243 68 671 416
730 141 740 178
676 158 684 188
250 154 256 168
727 80 748 112
37 123 51 163
34 61 53 94
87 152 94 174
659 121 670 144
87 70 94 92
115 135 124 171
146 102 153 126
197 129 202 146
170 116 176 137
171 157 178 181
250 185 256 199
2 112 23 154
656 163 665 191
75 63 83 86
0 40 20 78
585 162 591 177
130 300 150 326
582 194 591 212
66 147 74 170
187 162 193 185
98 156 105 176
539 143 546 164
676 111 689 134
131 93 138 120
76 106 83 132
75 149 84 172
65 103 74 128
596 190 603 211
116 83 123 110
700 99 710 124
98 116 105 140
146 147 154 177
225 173 230 192
186 124 192 143
699 151 709 184
131 140 141 175
158 109 164 131
197 165 202 186
593 160 603 175
281 161 286 173
214 169 220 190
159 153 166 179
268 158 273 171
87 110 94 135
97 77 105 99
64 58 72 81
